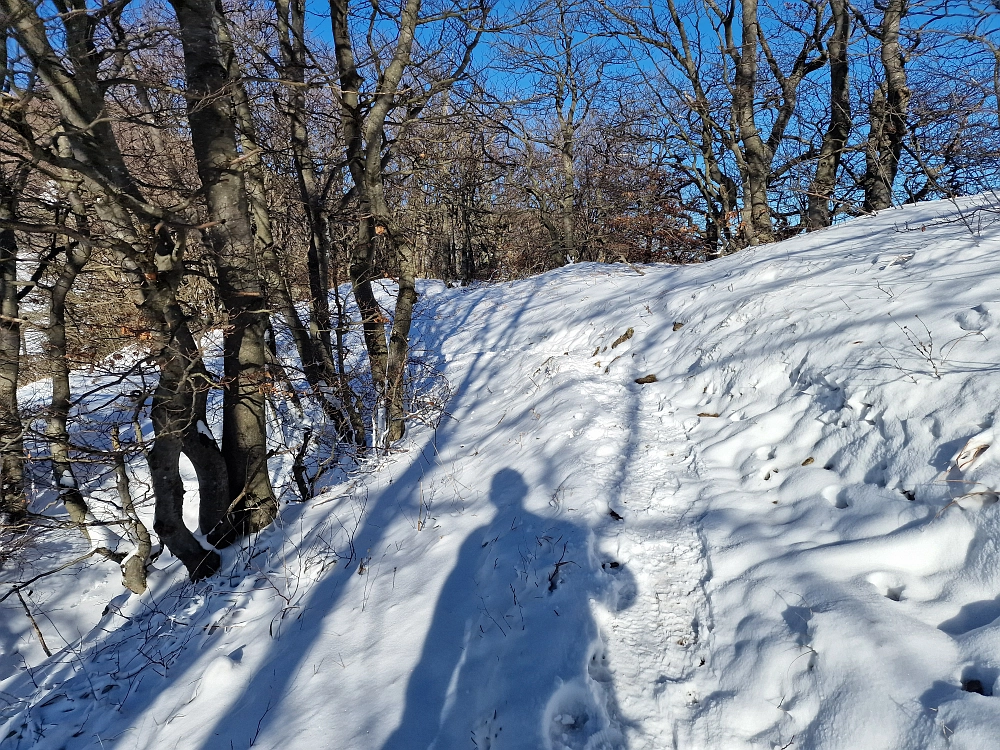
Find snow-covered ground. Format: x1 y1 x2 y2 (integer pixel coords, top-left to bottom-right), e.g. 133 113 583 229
5 196 1000 749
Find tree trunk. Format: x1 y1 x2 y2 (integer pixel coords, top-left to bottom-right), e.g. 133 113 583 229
385 234 417 443
144 228 228 578
558 143 578 263
112 424 152 593
734 0 773 245
170 0 276 537
44 232 92 536
863 0 910 212
0 36 24 528
807 0 851 229
350 216 391 436
331 0 423 444
0 215 24 528
460 205 475 282
41 160 94 536
273 0 364 444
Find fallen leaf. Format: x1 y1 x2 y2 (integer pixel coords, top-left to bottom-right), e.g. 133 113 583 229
611 327 635 349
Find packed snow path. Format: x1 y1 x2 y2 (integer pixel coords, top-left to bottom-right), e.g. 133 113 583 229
6 197 1000 748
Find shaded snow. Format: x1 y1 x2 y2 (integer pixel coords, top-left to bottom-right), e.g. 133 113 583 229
5 197 1000 748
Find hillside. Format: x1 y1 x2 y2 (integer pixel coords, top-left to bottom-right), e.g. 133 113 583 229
5 197 1000 749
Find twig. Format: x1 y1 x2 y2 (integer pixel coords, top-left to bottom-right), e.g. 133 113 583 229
618 255 646 275
417 482 427 531
0 547 110 604
16 589 52 657
248 698 273 747
548 543 577 591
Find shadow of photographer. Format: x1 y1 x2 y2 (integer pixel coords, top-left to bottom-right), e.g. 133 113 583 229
382 467 635 750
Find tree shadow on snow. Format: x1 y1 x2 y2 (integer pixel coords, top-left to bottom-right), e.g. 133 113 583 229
194 280 634 750
0 276 638 750
380 468 635 750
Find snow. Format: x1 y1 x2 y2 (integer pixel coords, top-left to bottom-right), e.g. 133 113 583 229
5 196 1000 748
196 419 218 444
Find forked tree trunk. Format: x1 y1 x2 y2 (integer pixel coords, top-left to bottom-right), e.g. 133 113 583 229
170 0 277 539
331 0 420 444
863 0 910 212
143 228 228 579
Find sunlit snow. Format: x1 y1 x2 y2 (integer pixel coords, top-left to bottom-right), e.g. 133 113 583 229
4 197 1000 748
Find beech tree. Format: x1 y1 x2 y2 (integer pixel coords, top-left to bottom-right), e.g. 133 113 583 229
859 0 910 212
0 0 244 579
169 0 278 544
330 0 488 443
806 0 851 229
1 0 998 591
0 162 25 527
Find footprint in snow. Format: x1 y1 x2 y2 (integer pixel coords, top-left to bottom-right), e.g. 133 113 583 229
543 680 626 750
956 304 992 332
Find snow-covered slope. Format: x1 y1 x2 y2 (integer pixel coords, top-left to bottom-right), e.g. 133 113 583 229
5 196 1000 749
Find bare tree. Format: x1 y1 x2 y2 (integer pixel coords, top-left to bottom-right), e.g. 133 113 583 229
859 0 910 212
806 0 851 228
169 0 278 542
601 0 829 248
330 0 486 444
499 0 612 264
0 0 231 578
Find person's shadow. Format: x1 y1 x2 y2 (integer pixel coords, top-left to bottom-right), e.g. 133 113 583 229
382 468 634 750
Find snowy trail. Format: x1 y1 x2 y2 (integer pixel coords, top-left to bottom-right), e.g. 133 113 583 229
401 274 716 750
474 315 714 749
10 197 1000 748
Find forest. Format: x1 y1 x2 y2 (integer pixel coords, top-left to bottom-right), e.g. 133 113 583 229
0 0 998 588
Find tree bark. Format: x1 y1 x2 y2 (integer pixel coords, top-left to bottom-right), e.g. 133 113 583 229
42 155 96 537
44 227 92 536
144 227 227 579
807 0 851 229
863 0 910 212
112 425 152 594
0 206 24 528
0 32 24 529
170 0 277 538
733 0 774 245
